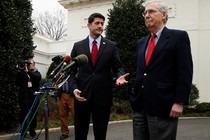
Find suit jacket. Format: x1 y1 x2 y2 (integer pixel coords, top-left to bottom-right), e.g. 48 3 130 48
70 36 125 107
130 27 193 117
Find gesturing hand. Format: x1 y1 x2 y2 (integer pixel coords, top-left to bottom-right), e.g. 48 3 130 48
116 73 129 86
73 89 87 102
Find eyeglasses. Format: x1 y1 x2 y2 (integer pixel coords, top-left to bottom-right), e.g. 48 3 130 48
142 10 159 17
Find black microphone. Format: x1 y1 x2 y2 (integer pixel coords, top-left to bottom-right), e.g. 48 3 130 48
62 54 88 72
53 55 71 79
49 55 71 79
51 55 63 63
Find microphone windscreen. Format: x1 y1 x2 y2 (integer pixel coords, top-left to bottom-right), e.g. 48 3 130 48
76 54 88 65
52 55 63 62
63 55 71 63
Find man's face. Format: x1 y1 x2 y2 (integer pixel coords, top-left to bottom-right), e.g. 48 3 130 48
27 60 35 70
88 17 104 38
144 2 166 32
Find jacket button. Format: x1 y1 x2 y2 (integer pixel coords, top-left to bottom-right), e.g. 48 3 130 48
141 85 144 88
144 73 147 76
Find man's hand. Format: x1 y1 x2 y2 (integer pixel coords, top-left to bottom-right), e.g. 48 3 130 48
115 73 129 86
169 103 184 118
24 65 29 73
73 89 87 102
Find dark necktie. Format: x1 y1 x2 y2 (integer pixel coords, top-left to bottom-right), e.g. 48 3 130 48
91 40 98 65
146 34 156 65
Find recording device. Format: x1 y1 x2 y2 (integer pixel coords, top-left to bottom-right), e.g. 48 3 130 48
45 54 88 91
62 54 88 73
17 60 31 70
34 82 56 95
55 54 88 88
51 55 63 64
49 55 71 79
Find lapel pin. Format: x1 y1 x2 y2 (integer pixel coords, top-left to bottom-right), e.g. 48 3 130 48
103 42 105 45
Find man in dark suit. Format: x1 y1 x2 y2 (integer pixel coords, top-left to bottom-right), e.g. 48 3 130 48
130 1 193 140
70 13 129 140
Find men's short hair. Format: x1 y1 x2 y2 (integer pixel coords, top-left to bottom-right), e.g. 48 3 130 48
88 13 105 24
28 58 35 64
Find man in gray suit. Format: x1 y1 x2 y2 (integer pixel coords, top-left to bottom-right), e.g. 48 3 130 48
70 13 129 140
130 1 193 140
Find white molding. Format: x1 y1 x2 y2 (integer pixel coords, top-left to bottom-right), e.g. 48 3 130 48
59 0 114 10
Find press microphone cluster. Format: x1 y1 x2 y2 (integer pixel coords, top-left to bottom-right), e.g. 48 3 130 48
49 55 71 79
54 54 88 88
62 54 88 73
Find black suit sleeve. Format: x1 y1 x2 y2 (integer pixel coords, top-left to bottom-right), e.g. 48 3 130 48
174 31 193 104
111 43 125 78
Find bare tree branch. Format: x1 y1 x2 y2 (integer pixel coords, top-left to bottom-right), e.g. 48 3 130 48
33 10 67 41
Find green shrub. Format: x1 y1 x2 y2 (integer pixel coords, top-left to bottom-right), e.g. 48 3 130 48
189 84 199 106
112 99 131 115
184 84 199 114
195 102 210 113
205 111 210 117
40 78 53 86
106 0 148 101
0 0 35 131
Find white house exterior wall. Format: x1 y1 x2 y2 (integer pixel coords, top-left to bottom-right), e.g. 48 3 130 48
65 0 114 41
33 0 210 102
196 0 210 102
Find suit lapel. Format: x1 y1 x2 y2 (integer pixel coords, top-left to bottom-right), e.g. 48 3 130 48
94 37 106 65
138 36 150 68
83 37 92 62
82 36 106 66
147 27 170 66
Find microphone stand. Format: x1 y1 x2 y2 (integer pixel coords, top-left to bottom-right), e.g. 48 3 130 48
44 95 49 140
35 71 72 139
34 87 56 140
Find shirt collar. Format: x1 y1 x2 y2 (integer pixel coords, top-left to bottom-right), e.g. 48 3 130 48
153 26 164 39
89 36 101 45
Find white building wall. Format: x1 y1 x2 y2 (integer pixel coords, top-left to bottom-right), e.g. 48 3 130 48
33 0 210 102
33 34 51 78
196 0 210 102
65 0 114 41
33 34 67 78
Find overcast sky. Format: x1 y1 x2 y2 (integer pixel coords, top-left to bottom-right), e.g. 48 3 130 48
31 0 67 15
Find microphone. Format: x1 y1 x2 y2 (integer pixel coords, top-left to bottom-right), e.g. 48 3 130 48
53 55 71 79
49 55 71 79
63 55 71 65
51 55 63 63
55 54 88 87
62 54 88 72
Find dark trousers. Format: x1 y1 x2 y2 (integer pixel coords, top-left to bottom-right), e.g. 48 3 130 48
132 110 178 140
19 103 38 138
74 99 111 140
